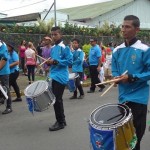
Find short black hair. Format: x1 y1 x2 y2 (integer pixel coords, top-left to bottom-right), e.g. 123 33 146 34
51 26 62 34
124 15 140 28
72 38 80 44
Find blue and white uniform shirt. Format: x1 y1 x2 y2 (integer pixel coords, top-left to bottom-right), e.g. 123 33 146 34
72 48 84 73
0 41 10 75
112 40 150 105
49 41 73 85
8 50 19 73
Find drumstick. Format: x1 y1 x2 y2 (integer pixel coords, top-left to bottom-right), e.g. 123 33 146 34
36 54 47 61
96 78 122 86
39 57 51 67
101 70 128 97
35 57 51 74
101 83 114 97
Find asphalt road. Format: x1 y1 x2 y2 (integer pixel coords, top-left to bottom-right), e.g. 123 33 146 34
0 86 150 150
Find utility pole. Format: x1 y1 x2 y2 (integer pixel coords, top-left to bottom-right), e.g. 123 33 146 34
54 0 57 26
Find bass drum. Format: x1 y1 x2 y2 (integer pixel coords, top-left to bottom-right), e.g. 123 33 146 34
89 103 137 150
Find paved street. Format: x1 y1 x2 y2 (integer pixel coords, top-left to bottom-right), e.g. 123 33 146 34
0 86 150 150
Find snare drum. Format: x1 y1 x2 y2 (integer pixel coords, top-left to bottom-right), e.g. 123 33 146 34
24 80 55 112
67 73 79 92
89 103 137 150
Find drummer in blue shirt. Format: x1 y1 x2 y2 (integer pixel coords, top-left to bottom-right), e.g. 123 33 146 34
69 38 84 99
7 42 22 102
0 40 12 114
46 26 73 131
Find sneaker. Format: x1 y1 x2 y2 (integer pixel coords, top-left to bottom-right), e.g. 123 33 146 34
78 95 84 99
12 98 22 102
69 96 77 99
87 90 94 93
2 108 12 115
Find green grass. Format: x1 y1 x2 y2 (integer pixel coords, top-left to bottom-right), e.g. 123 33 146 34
35 75 46 81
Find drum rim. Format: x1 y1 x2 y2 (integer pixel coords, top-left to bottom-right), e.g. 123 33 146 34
24 80 48 97
90 103 128 127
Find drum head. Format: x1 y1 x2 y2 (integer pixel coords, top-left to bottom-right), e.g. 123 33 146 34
24 80 48 97
90 104 128 126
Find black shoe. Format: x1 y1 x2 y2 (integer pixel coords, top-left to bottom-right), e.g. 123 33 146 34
78 95 84 99
12 98 22 102
2 108 12 115
99 86 105 92
69 96 77 99
49 121 65 131
87 90 94 93
63 121 67 126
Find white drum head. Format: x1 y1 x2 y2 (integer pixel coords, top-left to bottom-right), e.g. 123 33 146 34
24 80 48 97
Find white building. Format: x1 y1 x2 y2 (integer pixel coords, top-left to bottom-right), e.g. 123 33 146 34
59 0 150 29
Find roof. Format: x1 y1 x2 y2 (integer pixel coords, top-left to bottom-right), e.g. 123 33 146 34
59 0 134 21
0 12 7 16
0 13 41 23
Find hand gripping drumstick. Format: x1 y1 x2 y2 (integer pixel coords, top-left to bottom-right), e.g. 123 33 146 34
100 70 128 97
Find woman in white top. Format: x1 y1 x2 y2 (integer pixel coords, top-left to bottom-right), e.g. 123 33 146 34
25 42 36 84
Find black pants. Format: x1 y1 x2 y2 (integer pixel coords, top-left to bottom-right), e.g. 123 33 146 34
52 80 65 124
73 72 84 97
89 65 105 91
27 65 35 81
20 57 25 73
9 70 21 98
0 75 12 109
125 102 147 150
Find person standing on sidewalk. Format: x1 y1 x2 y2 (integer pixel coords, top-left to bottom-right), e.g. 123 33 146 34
0 40 12 114
7 42 22 102
42 36 52 77
69 38 84 100
112 15 150 150
87 38 105 93
46 26 73 131
25 42 36 84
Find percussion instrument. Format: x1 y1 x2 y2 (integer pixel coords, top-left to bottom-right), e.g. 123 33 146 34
89 103 137 150
67 73 79 92
0 85 7 105
24 80 55 112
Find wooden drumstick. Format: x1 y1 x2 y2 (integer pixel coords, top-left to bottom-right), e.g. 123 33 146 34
39 57 51 67
101 83 114 97
96 78 121 86
100 70 128 97
35 57 51 74
36 54 47 61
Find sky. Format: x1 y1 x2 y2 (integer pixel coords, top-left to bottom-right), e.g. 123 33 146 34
0 0 110 17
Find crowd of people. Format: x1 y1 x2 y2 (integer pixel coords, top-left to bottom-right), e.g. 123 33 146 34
0 15 150 150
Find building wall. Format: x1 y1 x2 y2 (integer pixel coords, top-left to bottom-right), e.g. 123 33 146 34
86 0 150 29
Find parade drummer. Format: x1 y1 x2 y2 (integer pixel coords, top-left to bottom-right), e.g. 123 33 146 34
112 15 150 150
0 40 12 114
46 26 73 131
